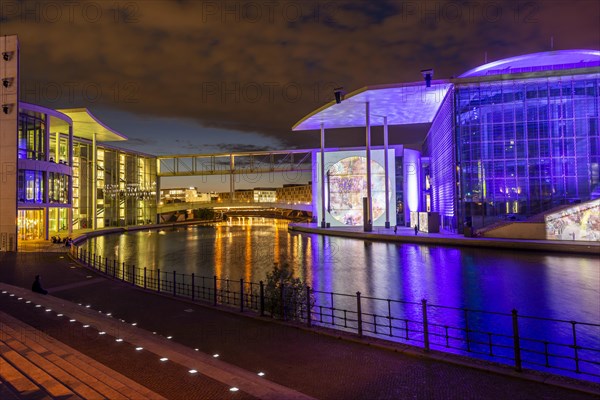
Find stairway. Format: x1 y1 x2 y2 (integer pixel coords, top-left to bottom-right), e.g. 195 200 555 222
0 310 166 399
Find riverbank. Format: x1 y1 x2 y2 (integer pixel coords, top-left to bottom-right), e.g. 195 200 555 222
288 223 600 255
0 252 598 399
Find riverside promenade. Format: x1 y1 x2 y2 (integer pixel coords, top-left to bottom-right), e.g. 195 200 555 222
1 226 599 399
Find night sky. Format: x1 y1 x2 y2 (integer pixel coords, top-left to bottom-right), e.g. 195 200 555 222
2 0 599 156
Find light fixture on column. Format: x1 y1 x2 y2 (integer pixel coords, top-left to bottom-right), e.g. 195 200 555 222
334 87 344 104
421 69 433 87
2 103 12 114
2 52 13 61
2 78 13 88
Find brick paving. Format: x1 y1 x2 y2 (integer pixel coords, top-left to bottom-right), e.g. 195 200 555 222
1 251 599 400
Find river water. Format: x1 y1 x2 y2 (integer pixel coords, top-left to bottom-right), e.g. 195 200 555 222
82 218 600 379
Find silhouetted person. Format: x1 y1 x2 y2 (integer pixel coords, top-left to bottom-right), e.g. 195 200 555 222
414 225 418 235
393 225 397 234
32 275 48 295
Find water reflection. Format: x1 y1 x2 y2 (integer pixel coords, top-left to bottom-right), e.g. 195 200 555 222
82 219 600 325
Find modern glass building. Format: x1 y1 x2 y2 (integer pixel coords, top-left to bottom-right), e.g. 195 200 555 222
429 50 600 230
15 103 157 242
294 50 600 236
1 34 156 249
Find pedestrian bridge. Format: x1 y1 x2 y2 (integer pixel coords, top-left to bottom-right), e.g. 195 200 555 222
158 200 312 214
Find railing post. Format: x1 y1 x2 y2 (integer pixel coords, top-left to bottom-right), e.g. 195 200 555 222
280 280 285 320
422 299 430 352
465 309 471 352
512 309 522 372
143 267 147 290
173 271 176 297
213 275 217 306
356 291 363 338
259 281 265 316
306 286 312 327
157 269 161 292
113 259 116 278
240 278 244 312
131 264 135 285
104 257 108 274
191 273 195 301
571 321 580 373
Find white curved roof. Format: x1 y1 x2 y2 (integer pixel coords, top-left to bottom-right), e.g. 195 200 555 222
459 49 600 78
292 81 452 131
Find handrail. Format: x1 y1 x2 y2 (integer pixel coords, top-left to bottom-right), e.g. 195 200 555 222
71 246 600 384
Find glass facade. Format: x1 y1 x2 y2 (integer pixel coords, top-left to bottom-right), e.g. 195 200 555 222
327 156 386 226
18 112 45 160
424 88 456 231
13 106 157 241
455 75 600 229
17 170 44 203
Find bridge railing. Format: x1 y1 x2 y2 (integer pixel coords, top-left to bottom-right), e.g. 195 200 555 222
73 246 600 383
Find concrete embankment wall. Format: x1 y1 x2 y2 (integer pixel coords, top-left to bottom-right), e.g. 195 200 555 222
480 222 546 240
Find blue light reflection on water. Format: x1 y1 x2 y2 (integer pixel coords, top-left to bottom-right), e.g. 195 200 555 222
83 220 599 322
83 220 599 378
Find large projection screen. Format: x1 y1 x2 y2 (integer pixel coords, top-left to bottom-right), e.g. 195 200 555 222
314 149 396 227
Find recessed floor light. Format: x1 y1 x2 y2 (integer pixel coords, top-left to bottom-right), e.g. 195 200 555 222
69 319 76 322
9 294 14 297
131 322 137 326
213 354 219 358
189 369 197 374
17 297 22 300
26 301 31 304
1 291 6 294
57 314 63 317
83 325 90 328
160 357 168 362
167 336 172 339
99 331 106 335
194 348 199 351
135 347 143 351
35 305 41 308
116 338 123 342
45 309 52 312
258 372 265 376
106 313 112 316
229 387 239 392
85 305 91 308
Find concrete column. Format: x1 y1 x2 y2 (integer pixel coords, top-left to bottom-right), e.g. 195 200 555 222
44 115 50 239
68 124 73 235
383 116 390 228
320 123 326 228
365 102 372 232
92 133 97 230
230 154 235 201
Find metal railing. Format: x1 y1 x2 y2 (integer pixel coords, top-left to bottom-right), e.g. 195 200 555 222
73 247 600 383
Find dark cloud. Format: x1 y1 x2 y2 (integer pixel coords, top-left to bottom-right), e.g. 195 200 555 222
2 0 599 150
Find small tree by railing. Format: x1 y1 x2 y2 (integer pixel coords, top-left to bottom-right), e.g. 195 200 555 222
263 263 314 321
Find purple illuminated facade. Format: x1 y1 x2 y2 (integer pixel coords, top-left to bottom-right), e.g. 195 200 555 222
424 50 600 231
296 50 599 234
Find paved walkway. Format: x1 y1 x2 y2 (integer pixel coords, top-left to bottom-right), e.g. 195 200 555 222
0 251 598 399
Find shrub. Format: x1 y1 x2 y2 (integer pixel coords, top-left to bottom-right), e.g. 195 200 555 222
264 263 312 321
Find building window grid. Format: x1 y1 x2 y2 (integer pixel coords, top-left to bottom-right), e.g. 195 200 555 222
457 76 600 227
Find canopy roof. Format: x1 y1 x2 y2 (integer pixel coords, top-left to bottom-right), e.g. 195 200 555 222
292 81 451 131
57 108 127 141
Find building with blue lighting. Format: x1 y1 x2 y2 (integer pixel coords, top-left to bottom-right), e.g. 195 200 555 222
294 50 600 237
